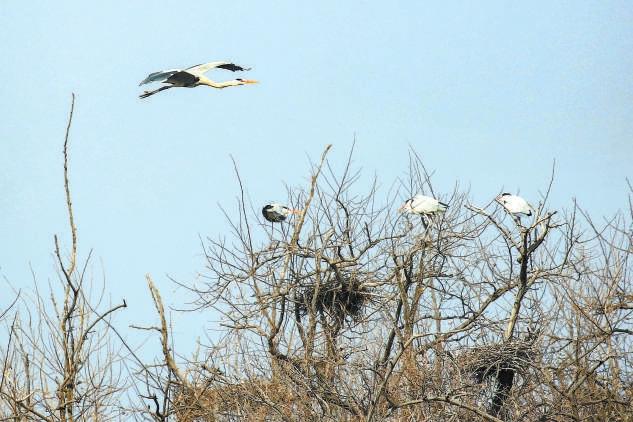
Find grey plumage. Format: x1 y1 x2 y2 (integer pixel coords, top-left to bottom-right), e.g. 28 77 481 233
262 203 300 223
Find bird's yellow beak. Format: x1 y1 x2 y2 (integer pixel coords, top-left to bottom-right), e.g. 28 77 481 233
242 79 258 84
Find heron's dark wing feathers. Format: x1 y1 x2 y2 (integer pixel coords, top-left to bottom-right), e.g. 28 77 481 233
186 61 251 75
138 69 182 86
166 71 199 86
217 63 251 72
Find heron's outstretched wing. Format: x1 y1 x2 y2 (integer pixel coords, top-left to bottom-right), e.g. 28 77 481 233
139 69 182 86
186 61 252 75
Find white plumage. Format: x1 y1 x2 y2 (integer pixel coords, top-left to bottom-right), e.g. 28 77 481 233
495 193 532 216
399 194 449 215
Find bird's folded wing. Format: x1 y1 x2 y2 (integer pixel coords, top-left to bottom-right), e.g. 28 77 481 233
411 196 431 209
186 61 252 75
139 69 181 86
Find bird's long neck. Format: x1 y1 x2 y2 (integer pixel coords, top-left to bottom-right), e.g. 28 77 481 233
197 76 237 89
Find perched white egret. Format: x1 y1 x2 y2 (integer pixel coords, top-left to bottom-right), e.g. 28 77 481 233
262 203 301 223
495 193 533 216
399 195 449 215
138 61 257 99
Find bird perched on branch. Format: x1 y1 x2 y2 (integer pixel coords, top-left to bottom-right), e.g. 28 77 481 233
262 203 301 223
399 194 448 228
399 194 449 216
138 61 258 99
495 193 533 216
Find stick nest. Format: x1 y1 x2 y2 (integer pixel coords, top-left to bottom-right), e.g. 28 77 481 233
463 337 538 383
295 272 371 325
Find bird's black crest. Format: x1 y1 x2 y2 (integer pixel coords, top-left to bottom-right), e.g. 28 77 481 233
501 192 511 196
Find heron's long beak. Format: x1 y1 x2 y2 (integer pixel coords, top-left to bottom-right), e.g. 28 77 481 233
398 204 406 212
242 79 258 84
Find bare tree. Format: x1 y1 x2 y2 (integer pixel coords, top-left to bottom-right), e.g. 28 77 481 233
141 146 631 421
2 115 630 421
0 95 128 421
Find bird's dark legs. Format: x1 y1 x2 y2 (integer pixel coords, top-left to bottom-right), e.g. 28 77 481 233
139 85 173 99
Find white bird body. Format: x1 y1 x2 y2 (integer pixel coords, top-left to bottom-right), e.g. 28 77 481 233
138 61 257 98
496 193 532 216
262 203 300 223
399 194 449 215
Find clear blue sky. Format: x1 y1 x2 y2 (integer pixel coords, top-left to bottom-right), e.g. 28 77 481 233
1 1 632 350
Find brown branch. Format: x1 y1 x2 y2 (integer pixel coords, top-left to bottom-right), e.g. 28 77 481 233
397 395 505 422
146 274 187 385
62 93 78 277
268 145 332 357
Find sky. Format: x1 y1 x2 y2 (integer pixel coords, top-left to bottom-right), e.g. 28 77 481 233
1 1 632 354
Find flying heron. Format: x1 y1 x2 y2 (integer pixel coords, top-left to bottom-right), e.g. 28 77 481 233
138 61 258 99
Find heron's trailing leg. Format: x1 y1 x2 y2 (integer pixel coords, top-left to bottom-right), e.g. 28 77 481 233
139 85 173 99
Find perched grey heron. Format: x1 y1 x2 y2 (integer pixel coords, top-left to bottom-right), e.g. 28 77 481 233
399 194 449 215
495 193 533 216
139 61 257 99
262 203 300 223
399 194 449 228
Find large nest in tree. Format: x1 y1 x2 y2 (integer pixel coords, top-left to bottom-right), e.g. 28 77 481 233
295 272 371 325
462 337 538 384
171 378 298 421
